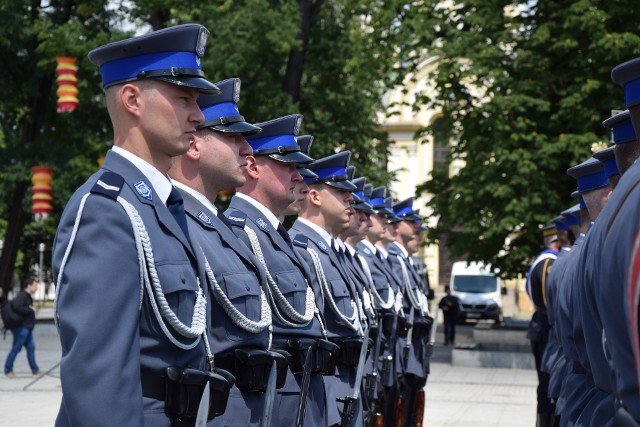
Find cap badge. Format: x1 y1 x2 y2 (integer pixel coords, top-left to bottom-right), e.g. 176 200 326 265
134 181 153 201
233 79 241 103
196 27 208 57
294 116 302 135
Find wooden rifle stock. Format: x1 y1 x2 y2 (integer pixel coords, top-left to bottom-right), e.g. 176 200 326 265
414 389 425 427
394 395 403 427
371 412 384 427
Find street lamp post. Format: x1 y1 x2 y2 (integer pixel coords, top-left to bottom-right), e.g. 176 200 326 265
38 242 45 300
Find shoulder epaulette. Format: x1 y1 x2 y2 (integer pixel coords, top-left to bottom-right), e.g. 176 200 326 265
225 210 247 228
387 245 399 256
90 171 124 200
293 234 308 249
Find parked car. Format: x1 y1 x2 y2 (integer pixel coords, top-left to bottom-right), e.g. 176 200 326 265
450 261 504 324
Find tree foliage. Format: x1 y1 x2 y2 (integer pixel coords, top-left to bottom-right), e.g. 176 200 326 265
410 0 640 278
0 0 405 292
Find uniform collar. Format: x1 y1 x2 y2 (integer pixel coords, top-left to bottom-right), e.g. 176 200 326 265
172 181 218 216
235 192 281 229
375 244 388 258
359 239 377 254
297 217 333 245
112 146 172 203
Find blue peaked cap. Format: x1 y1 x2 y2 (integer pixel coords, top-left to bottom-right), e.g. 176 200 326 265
602 110 636 144
386 197 402 223
571 190 587 209
566 157 609 195
294 135 317 179
197 78 261 136
392 197 421 221
88 24 219 94
305 151 357 191
611 57 640 108
592 146 619 178
369 186 393 216
246 114 313 164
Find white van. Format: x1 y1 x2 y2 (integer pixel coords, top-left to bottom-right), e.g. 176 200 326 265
449 261 504 323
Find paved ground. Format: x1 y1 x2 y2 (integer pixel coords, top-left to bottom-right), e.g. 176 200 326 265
0 304 537 426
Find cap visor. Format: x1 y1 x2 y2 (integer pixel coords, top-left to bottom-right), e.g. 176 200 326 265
267 151 314 164
298 167 318 179
374 207 394 216
156 76 220 95
353 202 375 214
325 180 358 191
200 121 262 137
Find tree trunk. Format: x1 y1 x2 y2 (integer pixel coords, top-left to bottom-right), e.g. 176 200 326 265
282 0 324 103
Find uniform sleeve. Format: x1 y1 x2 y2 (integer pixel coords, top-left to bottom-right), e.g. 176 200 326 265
53 194 144 426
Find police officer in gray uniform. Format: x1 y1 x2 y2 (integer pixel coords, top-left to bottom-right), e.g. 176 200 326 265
52 24 220 426
169 78 291 426
225 116 334 427
387 197 431 427
555 157 611 425
290 151 367 427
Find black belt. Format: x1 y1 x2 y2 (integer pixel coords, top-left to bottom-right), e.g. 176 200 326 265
141 369 166 401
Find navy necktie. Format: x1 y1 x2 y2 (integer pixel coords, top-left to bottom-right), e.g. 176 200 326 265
166 187 191 243
277 223 294 250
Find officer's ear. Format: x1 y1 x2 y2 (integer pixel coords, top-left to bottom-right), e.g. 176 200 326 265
119 83 144 118
245 155 259 180
307 186 322 207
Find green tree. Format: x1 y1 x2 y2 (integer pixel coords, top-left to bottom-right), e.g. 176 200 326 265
409 0 640 278
0 0 409 295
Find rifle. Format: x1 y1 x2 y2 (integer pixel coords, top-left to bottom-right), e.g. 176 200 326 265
414 389 425 427
295 341 316 427
260 360 278 427
402 306 415 367
365 322 384 426
340 325 370 427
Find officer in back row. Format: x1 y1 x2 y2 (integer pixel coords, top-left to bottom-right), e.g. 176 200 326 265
223 115 335 427
52 24 220 426
168 78 287 426
387 197 431 427
290 151 368 427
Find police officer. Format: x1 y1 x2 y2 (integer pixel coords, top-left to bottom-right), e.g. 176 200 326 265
387 197 431 427
554 157 611 425
355 186 403 425
572 110 637 426
224 116 333 427
168 78 290 426
280 134 317 221
526 222 559 427
290 151 367 427
590 57 640 424
52 24 219 426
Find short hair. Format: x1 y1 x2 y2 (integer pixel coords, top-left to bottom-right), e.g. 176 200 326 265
21 277 37 290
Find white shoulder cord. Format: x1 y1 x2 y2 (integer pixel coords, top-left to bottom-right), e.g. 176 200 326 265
357 254 394 310
56 193 207 350
398 257 426 316
203 254 272 335
244 226 316 327
306 247 361 334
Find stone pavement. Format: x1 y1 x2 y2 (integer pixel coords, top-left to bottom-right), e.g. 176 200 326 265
0 301 538 426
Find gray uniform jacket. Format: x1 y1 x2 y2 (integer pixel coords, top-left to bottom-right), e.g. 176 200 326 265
52 150 208 427
596 161 640 422
290 218 364 427
387 242 427 379
179 188 270 427
225 195 327 427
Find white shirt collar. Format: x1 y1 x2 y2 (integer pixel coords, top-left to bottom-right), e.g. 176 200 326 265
393 241 410 259
297 217 333 245
235 192 281 229
375 244 388 258
344 242 356 256
172 181 218 216
112 146 173 204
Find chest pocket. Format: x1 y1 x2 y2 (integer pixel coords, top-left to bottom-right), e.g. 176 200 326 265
330 279 353 317
275 270 308 312
155 261 200 324
221 272 261 318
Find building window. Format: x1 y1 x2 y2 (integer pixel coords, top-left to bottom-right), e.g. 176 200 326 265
432 117 449 165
